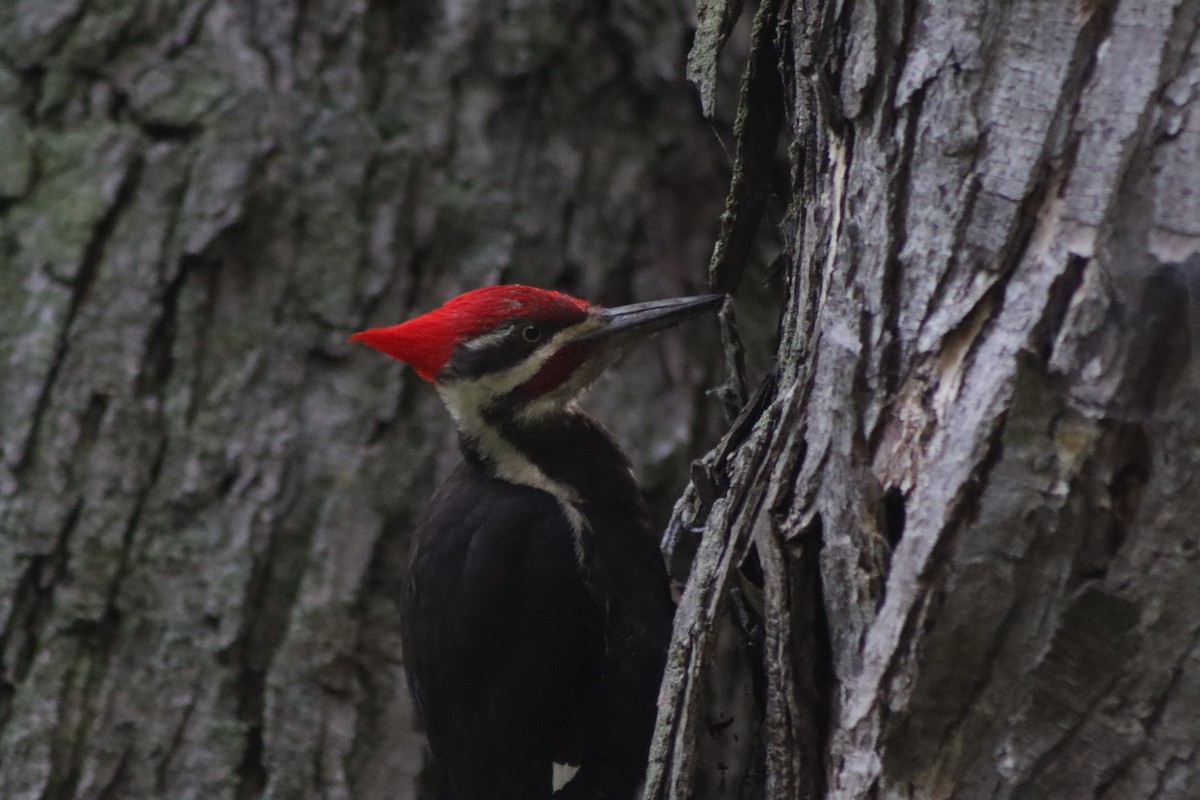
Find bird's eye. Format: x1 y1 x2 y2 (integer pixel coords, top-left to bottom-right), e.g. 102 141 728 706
521 324 542 342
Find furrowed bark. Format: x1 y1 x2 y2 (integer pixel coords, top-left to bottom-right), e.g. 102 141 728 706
653 0 1200 797
0 3 747 798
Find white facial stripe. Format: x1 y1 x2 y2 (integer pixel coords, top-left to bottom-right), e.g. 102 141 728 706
438 318 603 428
460 325 513 353
458 318 601 393
436 317 603 557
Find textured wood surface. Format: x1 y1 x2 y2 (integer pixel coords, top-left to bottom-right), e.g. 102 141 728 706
0 2 746 798
652 0 1200 797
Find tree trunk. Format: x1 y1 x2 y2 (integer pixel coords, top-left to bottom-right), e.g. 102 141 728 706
0 3 741 798
651 0 1200 798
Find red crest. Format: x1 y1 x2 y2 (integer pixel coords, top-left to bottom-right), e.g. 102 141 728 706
350 285 593 381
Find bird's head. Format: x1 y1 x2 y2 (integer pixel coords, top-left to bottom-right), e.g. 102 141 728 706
350 285 723 425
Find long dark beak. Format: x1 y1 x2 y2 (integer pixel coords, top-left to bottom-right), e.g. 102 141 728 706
576 294 725 344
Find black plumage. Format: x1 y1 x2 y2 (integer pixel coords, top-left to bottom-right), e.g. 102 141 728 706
403 413 674 800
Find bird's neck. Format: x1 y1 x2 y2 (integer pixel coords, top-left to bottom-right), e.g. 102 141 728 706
453 401 643 539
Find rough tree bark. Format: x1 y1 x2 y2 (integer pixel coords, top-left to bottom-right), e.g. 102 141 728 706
651 0 1200 798
0 2 747 798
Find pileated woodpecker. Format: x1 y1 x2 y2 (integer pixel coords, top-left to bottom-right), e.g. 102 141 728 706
351 285 722 799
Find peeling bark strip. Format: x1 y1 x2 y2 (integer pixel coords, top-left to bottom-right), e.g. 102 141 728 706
0 2 755 798
654 0 1200 798
693 0 787 422
703 0 785 298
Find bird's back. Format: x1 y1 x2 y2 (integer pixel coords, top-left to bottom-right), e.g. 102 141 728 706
402 417 673 799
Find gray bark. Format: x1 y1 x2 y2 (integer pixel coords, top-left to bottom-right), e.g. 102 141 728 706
651 0 1200 798
0 2 743 799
